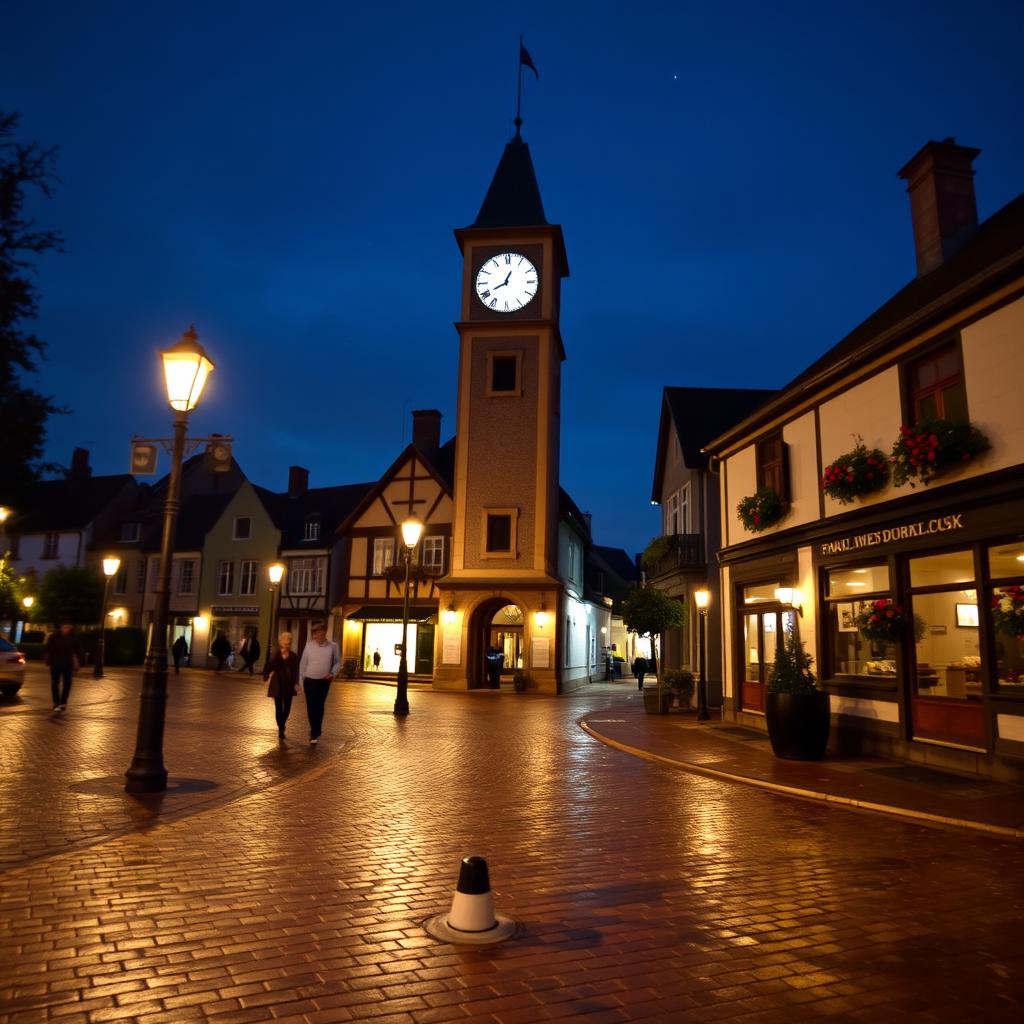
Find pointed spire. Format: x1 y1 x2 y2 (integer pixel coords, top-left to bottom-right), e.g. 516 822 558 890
471 134 548 229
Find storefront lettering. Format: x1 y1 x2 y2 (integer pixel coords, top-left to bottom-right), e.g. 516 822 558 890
820 514 964 557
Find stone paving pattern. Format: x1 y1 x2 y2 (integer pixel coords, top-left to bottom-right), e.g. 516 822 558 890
2 665 1023 1022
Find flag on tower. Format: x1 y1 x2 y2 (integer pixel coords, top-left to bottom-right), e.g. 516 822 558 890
520 42 539 78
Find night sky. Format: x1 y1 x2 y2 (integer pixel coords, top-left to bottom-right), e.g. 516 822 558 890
3 2 1023 554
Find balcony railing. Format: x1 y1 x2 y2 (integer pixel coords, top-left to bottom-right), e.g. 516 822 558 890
645 533 705 578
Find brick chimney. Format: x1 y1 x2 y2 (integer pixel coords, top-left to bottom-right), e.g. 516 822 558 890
898 138 981 277
411 409 441 452
287 465 309 498
70 447 91 482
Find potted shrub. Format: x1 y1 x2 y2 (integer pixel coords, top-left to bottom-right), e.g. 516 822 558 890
765 625 830 760
737 488 786 532
821 438 889 504
342 657 358 679
890 419 990 488
661 669 695 710
512 671 531 693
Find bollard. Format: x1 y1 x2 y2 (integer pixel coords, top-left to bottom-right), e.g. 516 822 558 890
423 856 516 944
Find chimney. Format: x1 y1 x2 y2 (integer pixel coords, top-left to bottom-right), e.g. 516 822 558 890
70 447 91 483
898 138 980 277
412 409 441 452
287 465 309 498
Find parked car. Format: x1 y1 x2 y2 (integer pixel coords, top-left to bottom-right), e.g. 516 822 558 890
0 638 26 698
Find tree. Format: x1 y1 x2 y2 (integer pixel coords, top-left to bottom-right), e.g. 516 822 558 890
621 586 686 670
0 560 27 622
0 110 65 504
35 565 102 627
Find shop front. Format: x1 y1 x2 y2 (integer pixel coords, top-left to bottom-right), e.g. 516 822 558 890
209 604 262 665
345 606 437 677
724 480 1024 781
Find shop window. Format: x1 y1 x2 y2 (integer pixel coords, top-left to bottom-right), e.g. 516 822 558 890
233 517 252 540
755 432 790 501
486 351 521 396
217 560 234 596
989 541 1024 691
372 538 394 576
907 341 967 423
824 564 895 679
239 560 258 596
908 550 979 700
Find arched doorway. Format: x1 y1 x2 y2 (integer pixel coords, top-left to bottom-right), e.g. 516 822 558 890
468 598 525 689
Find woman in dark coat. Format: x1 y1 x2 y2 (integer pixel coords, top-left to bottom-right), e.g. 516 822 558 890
211 631 231 671
263 631 301 740
632 655 648 691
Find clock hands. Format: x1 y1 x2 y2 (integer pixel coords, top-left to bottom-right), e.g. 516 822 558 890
492 270 512 290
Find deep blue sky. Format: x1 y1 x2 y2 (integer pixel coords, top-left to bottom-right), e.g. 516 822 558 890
3 1 1023 553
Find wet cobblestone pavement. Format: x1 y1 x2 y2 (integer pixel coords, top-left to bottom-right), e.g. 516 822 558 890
2 666 1023 1022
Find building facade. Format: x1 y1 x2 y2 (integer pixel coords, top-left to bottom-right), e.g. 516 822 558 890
705 139 1024 780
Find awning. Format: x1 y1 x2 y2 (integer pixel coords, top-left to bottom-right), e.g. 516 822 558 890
347 606 436 623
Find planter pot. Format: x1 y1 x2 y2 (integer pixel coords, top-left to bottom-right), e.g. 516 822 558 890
765 691 831 760
643 687 670 714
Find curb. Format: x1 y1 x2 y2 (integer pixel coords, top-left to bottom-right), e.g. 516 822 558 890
579 719 1024 841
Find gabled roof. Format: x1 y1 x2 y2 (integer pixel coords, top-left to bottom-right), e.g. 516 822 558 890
9 473 137 532
591 544 640 585
335 438 456 537
470 134 548 229
558 487 591 541
704 191 1024 454
258 481 375 547
651 386 776 499
129 492 237 553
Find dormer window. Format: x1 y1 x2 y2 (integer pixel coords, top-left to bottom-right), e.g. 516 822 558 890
120 522 140 542
303 519 321 542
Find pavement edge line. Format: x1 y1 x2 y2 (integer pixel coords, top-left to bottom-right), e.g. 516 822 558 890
579 719 1024 841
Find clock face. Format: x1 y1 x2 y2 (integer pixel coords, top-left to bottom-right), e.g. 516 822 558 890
475 252 538 313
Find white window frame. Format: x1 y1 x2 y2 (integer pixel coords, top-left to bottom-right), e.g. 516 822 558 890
665 492 679 535
217 560 234 596
233 517 252 540
178 559 196 595
289 557 324 595
373 538 395 576
239 559 258 596
303 519 321 542
679 482 691 534
422 536 445 575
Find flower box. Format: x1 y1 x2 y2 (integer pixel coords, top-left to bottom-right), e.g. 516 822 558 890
737 488 785 533
821 440 889 504
890 419 990 487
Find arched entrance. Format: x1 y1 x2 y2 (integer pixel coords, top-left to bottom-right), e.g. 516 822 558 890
468 598 525 689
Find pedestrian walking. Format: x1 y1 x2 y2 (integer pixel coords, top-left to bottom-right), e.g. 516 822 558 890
263 631 301 740
211 631 231 671
298 620 340 746
44 623 81 711
485 644 503 688
372 648 381 671
171 635 189 674
632 654 648 691
239 632 261 675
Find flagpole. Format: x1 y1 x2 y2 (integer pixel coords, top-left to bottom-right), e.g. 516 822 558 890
515 35 523 135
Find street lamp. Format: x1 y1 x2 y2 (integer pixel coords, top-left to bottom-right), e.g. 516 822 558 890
394 515 423 717
125 326 214 794
266 562 285 655
93 556 121 678
694 587 711 721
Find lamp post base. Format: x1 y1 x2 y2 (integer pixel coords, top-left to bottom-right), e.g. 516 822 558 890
93 637 106 679
696 680 710 721
394 663 410 716
124 766 169 794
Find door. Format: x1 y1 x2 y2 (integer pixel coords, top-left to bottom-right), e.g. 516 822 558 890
741 607 793 713
414 624 435 675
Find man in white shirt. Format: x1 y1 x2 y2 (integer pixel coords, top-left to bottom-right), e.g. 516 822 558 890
299 621 340 745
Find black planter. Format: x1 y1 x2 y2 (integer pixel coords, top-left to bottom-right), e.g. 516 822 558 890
765 691 831 760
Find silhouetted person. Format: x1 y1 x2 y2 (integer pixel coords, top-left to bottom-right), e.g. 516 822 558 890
45 623 81 710
632 655 648 691
211 631 231 671
264 631 300 740
172 635 188 674
239 633 261 675
486 644 503 689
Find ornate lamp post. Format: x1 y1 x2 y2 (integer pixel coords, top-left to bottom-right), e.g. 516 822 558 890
125 326 214 794
695 587 711 721
93 556 121 678
266 562 285 653
394 516 423 717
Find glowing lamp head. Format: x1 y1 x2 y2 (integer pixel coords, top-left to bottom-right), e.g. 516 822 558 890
400 516 423 549
694 587 711 611
0 505 10 524
161 325 214 412
22 595 34 609
443 606 456 625
102 556 121 578
267 562 285 587
193 614 208 631
535 608 548 627
773 587 793 606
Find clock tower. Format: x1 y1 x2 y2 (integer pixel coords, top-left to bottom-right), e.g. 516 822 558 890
434 130 570 692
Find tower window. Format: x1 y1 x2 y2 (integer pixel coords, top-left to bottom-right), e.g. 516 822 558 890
486 351 522 396
482 509 518 557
